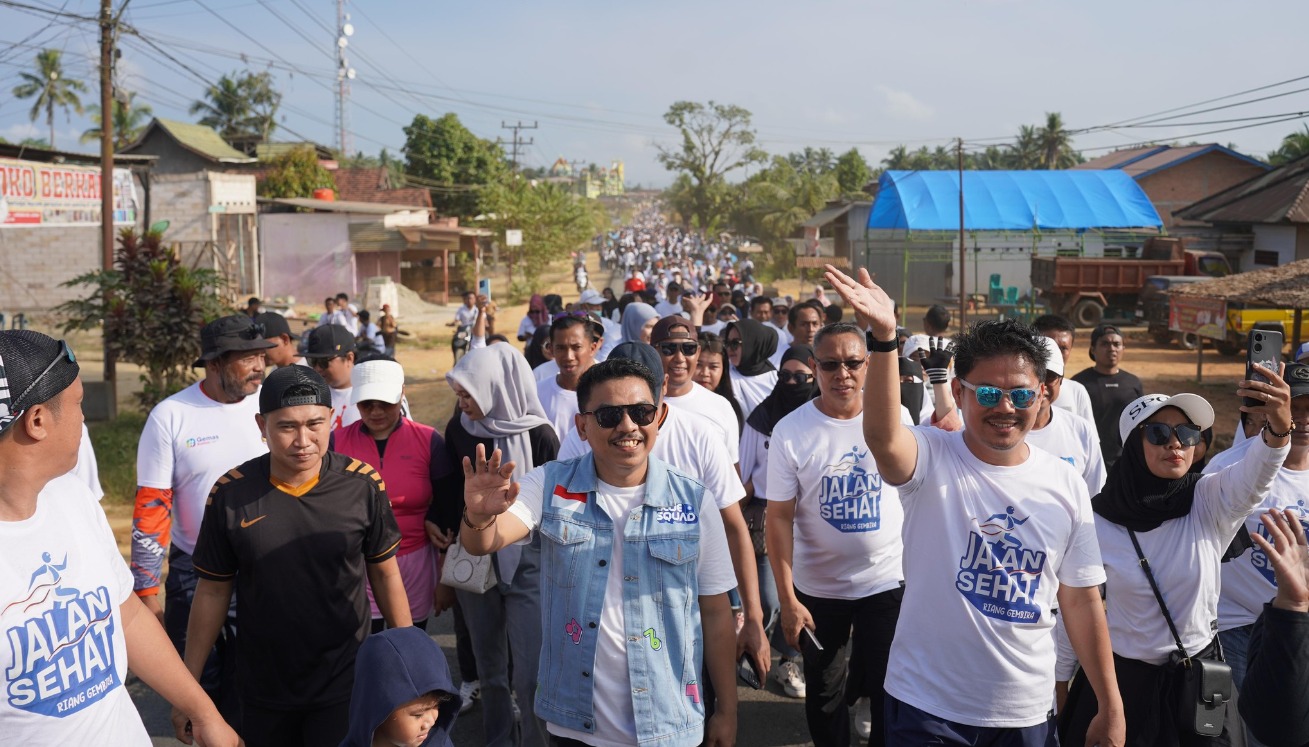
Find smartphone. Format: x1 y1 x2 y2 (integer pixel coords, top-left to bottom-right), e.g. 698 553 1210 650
736 653 762 690
1245 329 1284 408
478 278 492 302
799 626 824 661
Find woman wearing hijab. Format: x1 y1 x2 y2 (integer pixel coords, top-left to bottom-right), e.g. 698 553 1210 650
696 331 744 434
739 344 817 699
725 318 779 418
517 294 550 342
429 344 560 747
620 301 660 345
1060 373 1293 747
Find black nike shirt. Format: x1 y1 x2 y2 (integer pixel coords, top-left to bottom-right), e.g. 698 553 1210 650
192 451 401 709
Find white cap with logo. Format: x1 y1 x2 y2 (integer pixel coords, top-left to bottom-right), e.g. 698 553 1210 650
1118 392 1214 446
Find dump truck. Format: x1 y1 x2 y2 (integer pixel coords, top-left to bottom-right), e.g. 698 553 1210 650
1030 237 1231 327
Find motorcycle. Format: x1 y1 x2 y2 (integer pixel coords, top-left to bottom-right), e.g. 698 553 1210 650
452 323 471 363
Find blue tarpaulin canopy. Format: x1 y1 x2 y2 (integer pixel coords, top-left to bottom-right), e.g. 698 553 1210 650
866 170 1163 232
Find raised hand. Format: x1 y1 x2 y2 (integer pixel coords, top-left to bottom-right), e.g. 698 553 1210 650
823 265 897 338
922 336 955 384
462 443 519 522
682 291 712 324
1239 362 1294 437
1251 508 1309 613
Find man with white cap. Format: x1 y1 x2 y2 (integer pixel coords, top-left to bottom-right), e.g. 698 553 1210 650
579 288 621 359
1025 336 1107 496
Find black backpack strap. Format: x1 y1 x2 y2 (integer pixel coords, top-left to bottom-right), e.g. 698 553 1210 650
1127 529 1190 662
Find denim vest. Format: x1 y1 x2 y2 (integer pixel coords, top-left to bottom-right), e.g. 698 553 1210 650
535 453 709 747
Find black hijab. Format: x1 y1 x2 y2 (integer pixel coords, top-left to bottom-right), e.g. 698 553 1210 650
727 319 778 376
525 326 551 369
746 345 816 436
1092 428 1202 532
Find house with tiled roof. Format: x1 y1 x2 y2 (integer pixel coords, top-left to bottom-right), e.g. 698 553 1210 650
334 166 432 209
1175 154 1309 271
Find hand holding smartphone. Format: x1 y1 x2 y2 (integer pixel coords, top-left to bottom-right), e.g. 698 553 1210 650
736 653 762 689
1245 329 1285 409
799 626 824 661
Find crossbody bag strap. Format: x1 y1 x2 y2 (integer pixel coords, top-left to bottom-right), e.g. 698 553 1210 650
1127 529 1190 661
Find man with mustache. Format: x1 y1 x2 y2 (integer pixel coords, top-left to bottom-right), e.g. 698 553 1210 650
132 314 275 728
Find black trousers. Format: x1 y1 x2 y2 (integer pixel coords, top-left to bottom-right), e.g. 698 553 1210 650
241 700 351 747
795 584 903 747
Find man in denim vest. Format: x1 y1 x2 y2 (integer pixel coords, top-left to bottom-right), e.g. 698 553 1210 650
460 358 739 747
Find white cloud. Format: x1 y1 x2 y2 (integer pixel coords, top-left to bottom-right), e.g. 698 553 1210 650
876 85 934 122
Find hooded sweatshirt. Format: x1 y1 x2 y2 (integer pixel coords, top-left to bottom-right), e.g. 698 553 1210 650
340 627 462 747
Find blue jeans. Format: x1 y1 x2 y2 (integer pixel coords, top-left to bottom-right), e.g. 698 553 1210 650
757 553 800 659
886 695 1057 746
1219 625 1268 747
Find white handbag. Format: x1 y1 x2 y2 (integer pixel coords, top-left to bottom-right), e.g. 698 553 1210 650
440 537 499 593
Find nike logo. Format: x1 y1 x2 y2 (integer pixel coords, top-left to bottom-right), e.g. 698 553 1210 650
240 515 268 528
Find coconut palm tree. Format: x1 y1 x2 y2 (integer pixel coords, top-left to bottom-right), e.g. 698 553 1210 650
80 91 154 149
11 49 88 149
189 71 280 143
1269 125 1309 166
1036 112 1080 169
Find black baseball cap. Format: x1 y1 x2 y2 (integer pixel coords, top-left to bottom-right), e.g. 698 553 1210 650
193 315 276 367
609 341 665 402
256 312 300 341
0 331 80 436
1286 362 1309 399
259 365 331 415
304 324 356 358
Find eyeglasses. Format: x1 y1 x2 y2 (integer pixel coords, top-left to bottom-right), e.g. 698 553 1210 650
959 379 1038 409
309 356 342 370
12 340 76 408
657 342 699 357
1139 422 1203 447
816 358 867 372
582 403 659 428
724 339 743 350
778 370 814 385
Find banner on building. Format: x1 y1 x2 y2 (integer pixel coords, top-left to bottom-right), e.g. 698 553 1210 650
1169 295 1227 340
0 157 138 227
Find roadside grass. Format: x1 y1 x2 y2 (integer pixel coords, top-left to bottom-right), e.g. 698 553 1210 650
89 410 146 505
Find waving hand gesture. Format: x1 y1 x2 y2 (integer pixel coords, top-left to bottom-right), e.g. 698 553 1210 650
824 265 898 339
463 443 520 524
1252 508 1309 613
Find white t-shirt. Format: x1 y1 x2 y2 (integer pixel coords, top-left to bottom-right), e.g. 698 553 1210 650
729 368 777 420
1097 437 1288 664
507 469 736 747
454 305 479 328
537 376 579 442
1026 409 1107 496
886 427 1105 728
766 402 909 600
1053 378 1095 425
534 359 559 382
330 385 360 431
1208 440 1309 631
765 321 792 347
136 381 267 556
654 299 683 318
72 423 103 501
0 474 151 745
739 424 771 499
664 385 739 463
700 321 727 337
557 405 744 511
517 316 538 341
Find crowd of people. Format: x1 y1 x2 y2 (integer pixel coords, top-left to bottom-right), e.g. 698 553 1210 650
2 205 1308 747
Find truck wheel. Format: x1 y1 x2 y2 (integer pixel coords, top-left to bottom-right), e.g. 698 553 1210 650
1216 337 1243 357
1071 299 1104 328
1178 333 1199 351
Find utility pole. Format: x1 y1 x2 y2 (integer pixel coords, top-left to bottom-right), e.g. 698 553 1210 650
335 0 355 157
99 0 117 419
500 121 537 171
957 137 967 330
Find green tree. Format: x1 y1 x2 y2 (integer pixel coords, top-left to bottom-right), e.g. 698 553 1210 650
11 49 87 149
833 148 872 195
479 176 604 295
402 113 508 218
787 146 836 176
57 227 229 409
80 91 154 149
730 155 840 279
258 145 337 198
190 70 281 143
1035 112 1080 169
1269 125 1309 166
656 100 767 230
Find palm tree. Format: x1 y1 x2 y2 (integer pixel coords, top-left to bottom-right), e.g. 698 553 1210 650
80 91 154 149
11 49 88 149
1036 112 1079 169
1268 125 1309 166
189 71 280 143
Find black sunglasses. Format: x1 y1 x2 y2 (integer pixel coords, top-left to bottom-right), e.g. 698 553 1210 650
778 370 814 385
724 339 743 350
1139 422 1203 447
657 342 699 357
816 357 867 372
309 355 343 370
582 403 659 428
12 340 76 408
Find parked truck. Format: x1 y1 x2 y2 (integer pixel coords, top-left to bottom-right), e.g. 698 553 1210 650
1030 237 1231 327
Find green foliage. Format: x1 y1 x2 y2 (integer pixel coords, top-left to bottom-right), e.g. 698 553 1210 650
880 112 1083 172
657 100 767 230
1268 125 1309 166
11 49 87 149
730 154 841 281
833 148 872 196
190 70 281 143
57 228 229 410
479 176 605 290
81 91 154 149
402 113 508 218
258 146 337 198
88 411 146 504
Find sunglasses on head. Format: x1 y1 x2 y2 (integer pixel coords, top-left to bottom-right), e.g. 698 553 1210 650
583 403 659 428
13 340 76 408
778 370 814 385
223 323 266 341
959 379 1038 409
1139 422 1203 447
657 342 699 357
816 358 867 372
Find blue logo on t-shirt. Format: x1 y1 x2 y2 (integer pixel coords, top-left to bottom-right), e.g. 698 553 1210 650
1059 456 1076 466
3 552 120 717
956 507 1047 624
1251 500 1309 585
818 445 883 533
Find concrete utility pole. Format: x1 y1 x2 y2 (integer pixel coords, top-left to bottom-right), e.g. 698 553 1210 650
500 120 537 171
957 137 967 330
99 0 117 418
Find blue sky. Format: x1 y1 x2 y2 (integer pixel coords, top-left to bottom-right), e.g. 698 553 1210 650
3 0 1307 187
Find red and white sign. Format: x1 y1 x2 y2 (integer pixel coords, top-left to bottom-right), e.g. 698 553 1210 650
0 157 138 227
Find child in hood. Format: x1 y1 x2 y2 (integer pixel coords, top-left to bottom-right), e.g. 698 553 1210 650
340 627 462 747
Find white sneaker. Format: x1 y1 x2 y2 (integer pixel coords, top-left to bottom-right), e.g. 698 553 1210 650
854 697 872 740
458 680 480 714
771 659 806 699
